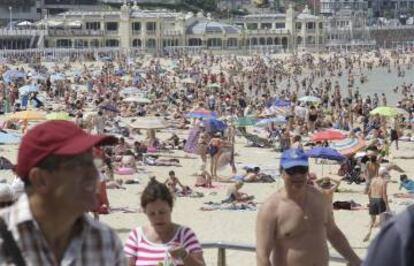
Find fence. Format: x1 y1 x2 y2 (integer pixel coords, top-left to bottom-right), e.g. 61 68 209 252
201 242 348 266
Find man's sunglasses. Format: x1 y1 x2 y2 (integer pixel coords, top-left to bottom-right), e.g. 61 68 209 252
284 166 309 175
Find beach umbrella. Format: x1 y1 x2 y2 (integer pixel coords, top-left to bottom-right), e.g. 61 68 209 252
50 73 66 82
256 116 287 127
298 96 321 103
17 21 33 27
115 69 126 76
31 74 47 81
181 77 196 84
207 83 221 89
0 132 21 144
369 106 402 117
311 130 347 142
273 99 291 107
19 84 39 95
330 138 366 157
100 104 119 113
3 70 25 82
306 147 346 161
10 110 45 121
187 108 217 119
128 117 168 129
46 112 71 121
306 147 346 175
123 97 151 104
205 118 227 134
235 116 257 127
120 87 140 95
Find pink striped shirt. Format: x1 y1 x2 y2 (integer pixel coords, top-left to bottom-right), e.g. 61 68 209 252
124 225 203 266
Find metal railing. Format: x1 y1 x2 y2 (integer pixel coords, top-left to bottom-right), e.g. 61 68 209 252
201 242 347 266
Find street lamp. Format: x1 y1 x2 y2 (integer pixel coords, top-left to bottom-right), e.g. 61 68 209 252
8 6 12 30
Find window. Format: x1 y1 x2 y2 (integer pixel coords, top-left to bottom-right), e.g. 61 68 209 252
105 22 118 31
261 23 272 29
275 23 285 29
86 22 100 30
246 23 258 30
146 22 156 32
296 22 302 30
132 22 141 31
105 39 119 47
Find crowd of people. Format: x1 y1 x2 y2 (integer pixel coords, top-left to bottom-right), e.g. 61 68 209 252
0 47 414 265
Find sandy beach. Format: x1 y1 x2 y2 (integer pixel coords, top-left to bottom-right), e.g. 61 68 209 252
1 49 414 265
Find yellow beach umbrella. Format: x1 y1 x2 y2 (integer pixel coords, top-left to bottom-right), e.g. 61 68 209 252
10 110 45 121
46 112 71 121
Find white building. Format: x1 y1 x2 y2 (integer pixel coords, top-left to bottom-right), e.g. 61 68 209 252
0 2 325 52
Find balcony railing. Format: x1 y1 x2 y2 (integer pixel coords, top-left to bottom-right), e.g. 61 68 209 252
0 29 46 36
48 29 105 36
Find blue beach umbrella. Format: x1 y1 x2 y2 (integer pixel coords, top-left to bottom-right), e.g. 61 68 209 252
19 84 39 95
256 116 287 127
0 132 21 144
3 70 25 82
306 147 346 175
205 118 227 134
273 99 291 107
50 73 66 82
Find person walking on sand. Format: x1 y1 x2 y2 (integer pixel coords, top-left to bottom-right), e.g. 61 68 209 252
256 149 361 266
363 172 390 242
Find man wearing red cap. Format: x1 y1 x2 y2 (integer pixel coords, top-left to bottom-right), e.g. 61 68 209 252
0 120 125 265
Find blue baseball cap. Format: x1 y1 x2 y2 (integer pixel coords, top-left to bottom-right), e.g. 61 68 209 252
280 149 309 170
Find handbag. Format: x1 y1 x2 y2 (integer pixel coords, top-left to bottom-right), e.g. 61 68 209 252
0 217 26 266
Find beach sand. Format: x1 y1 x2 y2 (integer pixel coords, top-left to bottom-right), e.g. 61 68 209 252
2 128 413 265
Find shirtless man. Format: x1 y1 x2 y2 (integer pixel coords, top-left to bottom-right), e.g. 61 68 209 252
256 149 361 266
363 173 389 242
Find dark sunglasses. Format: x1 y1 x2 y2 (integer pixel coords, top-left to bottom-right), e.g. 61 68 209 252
284 166 309 175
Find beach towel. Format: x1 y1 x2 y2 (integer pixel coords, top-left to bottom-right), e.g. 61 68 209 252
200 201 257 211
176 191 204 198
184 127 200 154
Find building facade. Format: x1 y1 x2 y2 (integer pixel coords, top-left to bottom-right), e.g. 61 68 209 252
0 2 325 52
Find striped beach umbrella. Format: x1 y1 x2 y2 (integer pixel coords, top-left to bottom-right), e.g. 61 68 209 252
187 108 217 119
330 138 366 156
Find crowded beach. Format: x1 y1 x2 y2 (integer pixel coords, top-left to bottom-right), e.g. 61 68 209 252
0 48 414 265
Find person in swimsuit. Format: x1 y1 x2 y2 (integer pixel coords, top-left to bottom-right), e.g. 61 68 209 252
364 173 389 242
308 105 318 133
164 170 188 195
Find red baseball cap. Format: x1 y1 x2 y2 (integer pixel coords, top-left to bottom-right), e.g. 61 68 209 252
17 120 117 179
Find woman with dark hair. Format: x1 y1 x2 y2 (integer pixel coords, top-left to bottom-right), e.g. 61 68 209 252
124 178 205 266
